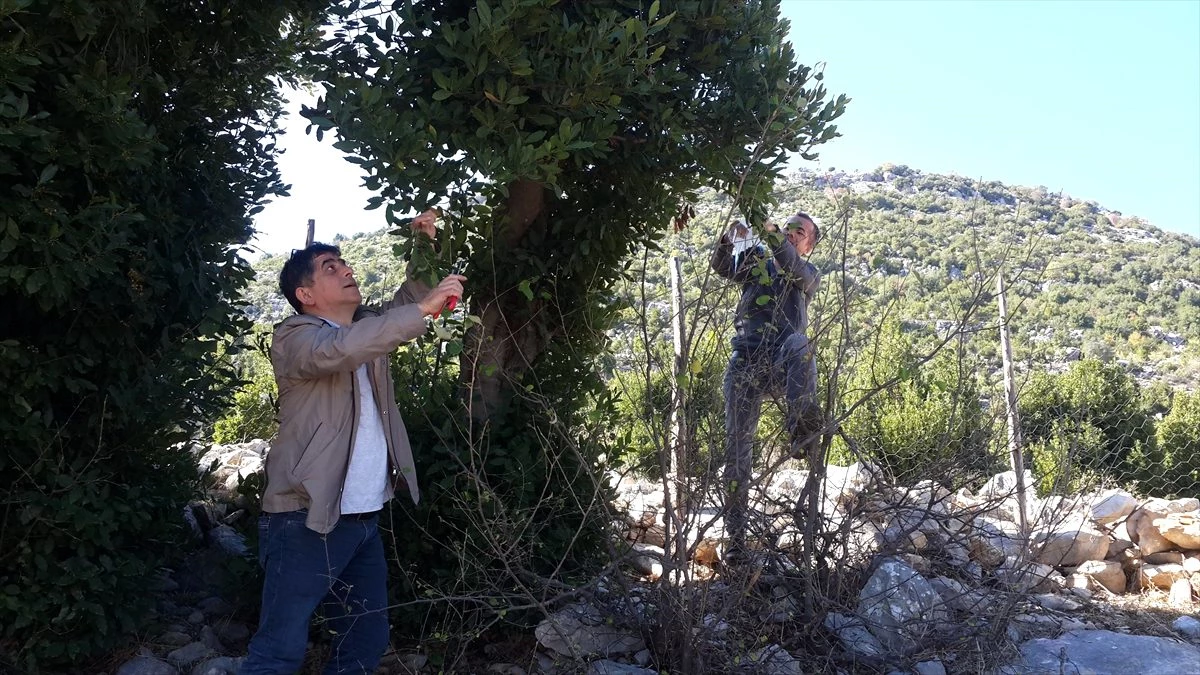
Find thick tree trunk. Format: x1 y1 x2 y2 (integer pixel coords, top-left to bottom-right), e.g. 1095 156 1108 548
464 179 551 421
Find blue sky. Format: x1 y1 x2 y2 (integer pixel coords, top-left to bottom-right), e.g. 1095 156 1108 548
251 1 1199 253
779 0 1199 236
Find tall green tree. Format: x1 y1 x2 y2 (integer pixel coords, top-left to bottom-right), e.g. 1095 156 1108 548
305 0 846 635
1156 391 1200 498
0 1 324 667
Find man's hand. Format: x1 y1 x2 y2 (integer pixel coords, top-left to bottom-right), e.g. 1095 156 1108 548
411 208 438 240
418 274 466 317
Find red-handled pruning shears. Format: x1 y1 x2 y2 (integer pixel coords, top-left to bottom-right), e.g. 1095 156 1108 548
436 257 467 319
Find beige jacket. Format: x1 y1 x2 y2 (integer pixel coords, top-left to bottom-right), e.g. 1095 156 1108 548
263 281 430 534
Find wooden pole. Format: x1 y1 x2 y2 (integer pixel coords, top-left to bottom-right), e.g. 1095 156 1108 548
997 272 1029 535
668 255 688 478
305 219 315 248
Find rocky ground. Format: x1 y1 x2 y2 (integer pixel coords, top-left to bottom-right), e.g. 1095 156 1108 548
102 442 1200 675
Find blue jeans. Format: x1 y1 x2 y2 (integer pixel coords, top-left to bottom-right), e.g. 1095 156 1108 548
240 510 390 675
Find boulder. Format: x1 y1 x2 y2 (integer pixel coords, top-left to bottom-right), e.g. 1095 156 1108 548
1089 489 1138 525
968 517 1022 567
166 642 215 668
824 462 877 509
1174 615 1200 638
857 558 949 655
1032 521 1109 566
1009 630 1200 675
745 644 803 675
1140 563 1189 590
189 656 243 675
628 544 663 578
1128 498 1199 555
978 470 1035 500
824 612 885 659
914 661 946 675
1169 578 1193 607
535 604 645 658
995 559 1055 593
1156 512 1200 550
1145 551 1185 565
929 576 992 613
1072 559 1126 594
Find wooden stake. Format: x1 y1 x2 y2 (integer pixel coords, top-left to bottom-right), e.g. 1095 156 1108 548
997 272 1029 535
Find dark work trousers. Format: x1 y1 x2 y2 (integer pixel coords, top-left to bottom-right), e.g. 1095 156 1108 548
722 333 818 555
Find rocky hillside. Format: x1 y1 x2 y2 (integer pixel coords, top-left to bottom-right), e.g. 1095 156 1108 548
241 166 1200 389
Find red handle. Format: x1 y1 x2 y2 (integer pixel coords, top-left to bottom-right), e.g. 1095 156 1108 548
437 295 459 318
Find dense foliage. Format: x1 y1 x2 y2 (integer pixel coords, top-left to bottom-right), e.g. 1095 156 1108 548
288 0 846 638
0 1 324 668
239 165 1199 505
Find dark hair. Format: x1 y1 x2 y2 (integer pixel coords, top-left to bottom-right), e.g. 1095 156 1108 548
280 243 341 314
793 211 821 245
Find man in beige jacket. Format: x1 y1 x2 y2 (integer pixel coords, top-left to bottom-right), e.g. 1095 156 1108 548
241 210 464 674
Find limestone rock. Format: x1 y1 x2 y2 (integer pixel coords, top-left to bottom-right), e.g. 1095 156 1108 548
535 604 645 658
996 559 1055 593
117 657 178 675
1169 578 1194 607
1128 498 1199 556
914 660 947 675
1173 615 1200 638
745 644 802 675
979 470 1035 500
1032 521 1109 566
1141 563 1189 590
1145 551 1185 565
157 630 193 647
1073 559 1126 594
189 656 243 675
1156 512 1200 550
1010 630 1200 675
629 544 663 578
167 642 215 667
824 612 885 659
857 558 949 655
1090 489 1139 525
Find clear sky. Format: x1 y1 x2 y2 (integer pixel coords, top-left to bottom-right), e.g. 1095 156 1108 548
250 0 1200 254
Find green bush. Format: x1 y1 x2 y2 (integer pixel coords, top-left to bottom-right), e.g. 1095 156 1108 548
832 323 997 485
1156 391 1200 498
212 332 279 445
1019 359 1155 494
0 2 323 668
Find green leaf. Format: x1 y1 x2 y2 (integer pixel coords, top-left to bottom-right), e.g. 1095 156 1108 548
476 0 492 27
517 279 534 302
755 294 771 306
38 164 58 185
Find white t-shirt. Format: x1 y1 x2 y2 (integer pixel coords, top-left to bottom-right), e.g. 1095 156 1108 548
319 318 390 514
340 363 390 514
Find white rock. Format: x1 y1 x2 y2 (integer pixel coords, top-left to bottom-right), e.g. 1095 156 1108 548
534 605 645 658
628 544 663 578
1011 630 1200 675
1140 563 1189 590
745 644 803 675
1033 593 1081 612
1173 615 1200 638
189 656 242 675
1032 521 1110 566
1073 559 1126 594
996 559 1055 593
914 660 947 675
1089 489 1138 525
978 470 1035 500
824 612 885 659
857 558 949 655
1170 577 1193 607
166 642 215 667
1128 499 1199 555
1156 512 1200 550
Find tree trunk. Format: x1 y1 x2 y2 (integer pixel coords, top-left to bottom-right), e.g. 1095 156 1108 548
463 179 550 421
